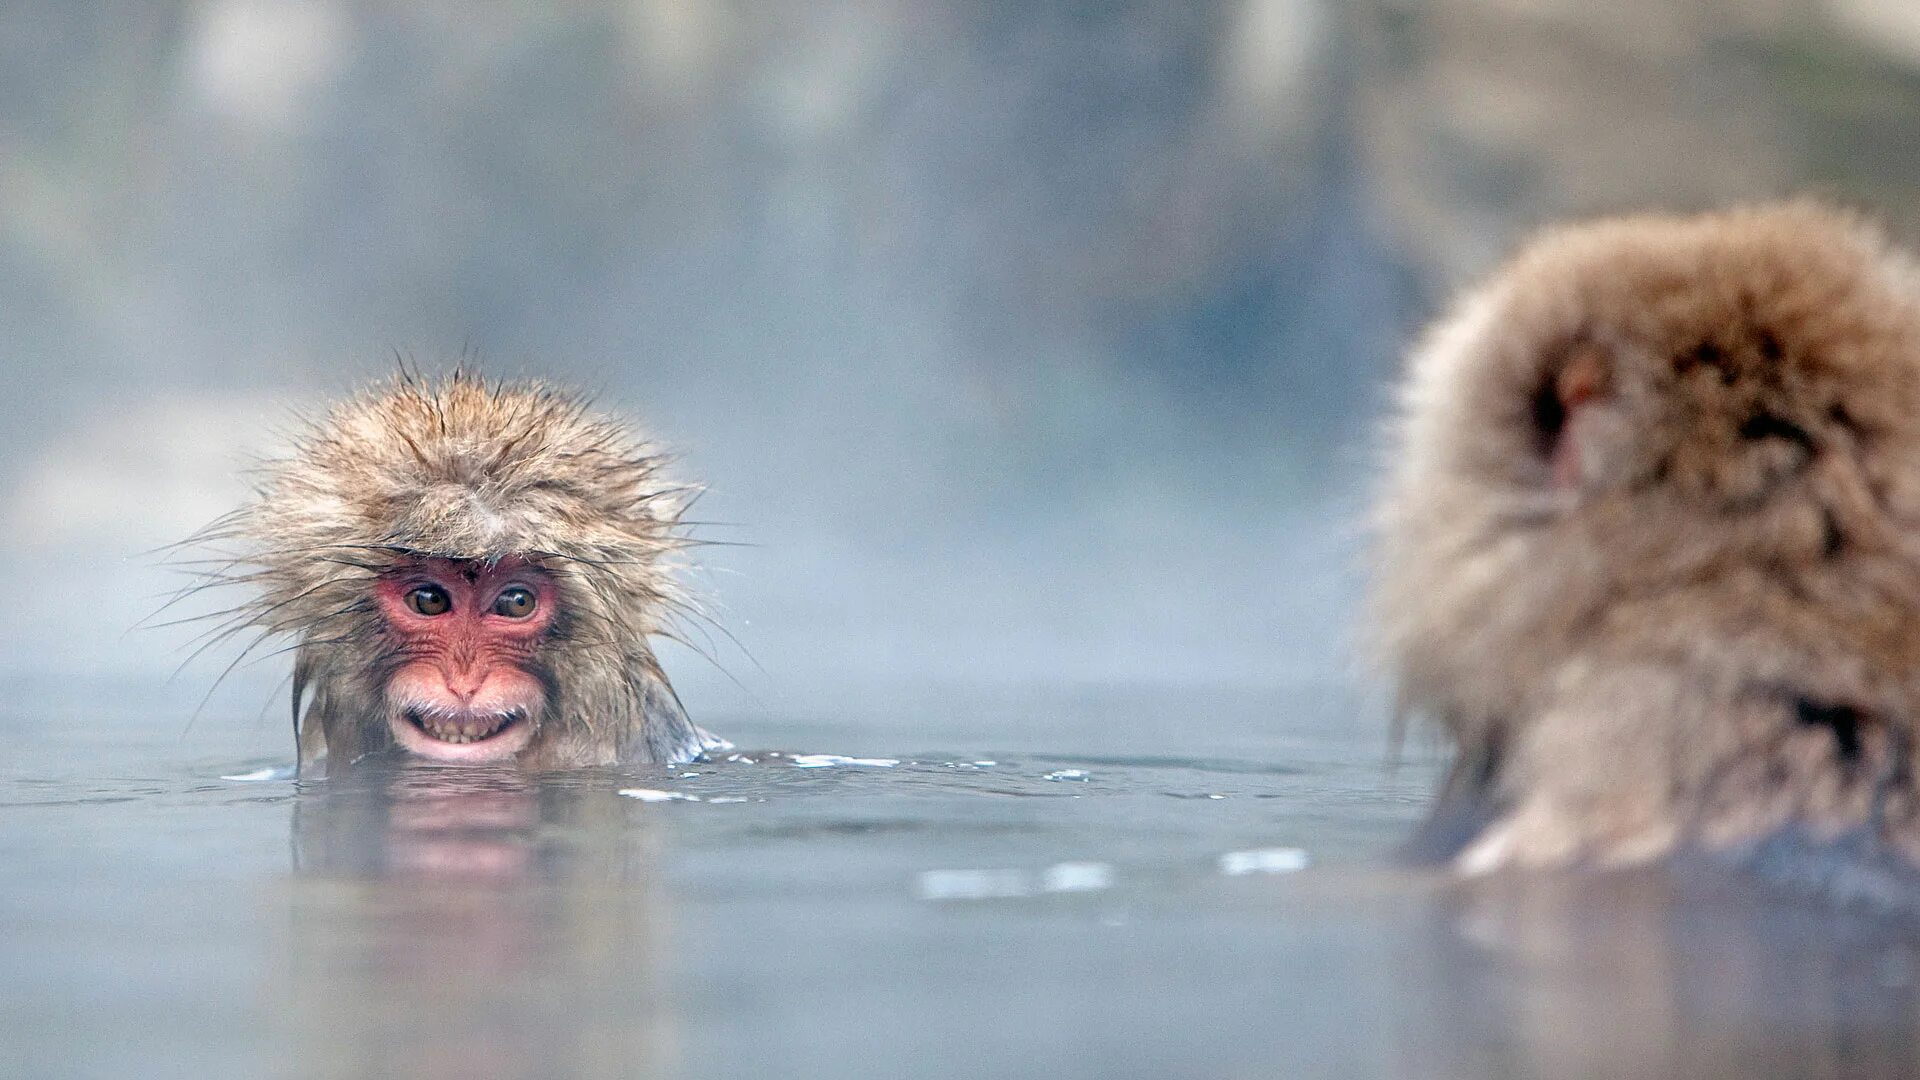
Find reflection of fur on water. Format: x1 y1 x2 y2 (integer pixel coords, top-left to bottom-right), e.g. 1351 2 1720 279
1394 870 1920 1079
281 764 678 1080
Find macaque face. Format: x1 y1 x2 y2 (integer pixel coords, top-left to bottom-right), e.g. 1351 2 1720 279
373 557 555 763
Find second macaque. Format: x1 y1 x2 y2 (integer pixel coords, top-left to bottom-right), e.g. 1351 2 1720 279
203 372 719 772
1375 202 1920 873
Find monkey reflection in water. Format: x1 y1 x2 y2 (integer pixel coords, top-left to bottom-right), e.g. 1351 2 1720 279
185 371 725 773
1394 870 1920 1078
283 765 679 1080
1376 202 1920 888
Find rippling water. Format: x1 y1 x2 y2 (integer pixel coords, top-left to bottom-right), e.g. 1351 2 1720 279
4 679 1918 1078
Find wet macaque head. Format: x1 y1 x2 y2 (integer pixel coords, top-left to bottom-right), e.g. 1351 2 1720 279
1374 202 1920 877
193 372 716 772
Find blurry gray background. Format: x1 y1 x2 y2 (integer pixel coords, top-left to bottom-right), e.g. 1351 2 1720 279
7 0 1920 750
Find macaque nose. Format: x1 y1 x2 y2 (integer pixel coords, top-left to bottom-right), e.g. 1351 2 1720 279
443 668 487 704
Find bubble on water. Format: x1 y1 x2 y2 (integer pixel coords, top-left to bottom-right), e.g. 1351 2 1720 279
917 868 1032 901
789 754 901 768
619 788 701 803
918 860 1114 900
219 765 296 782
1043 769 1089 781
1218 848 1310 875
1041 861 1113 893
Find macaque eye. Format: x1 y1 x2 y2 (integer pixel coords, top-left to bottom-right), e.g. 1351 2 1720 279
493 587 537 618
405 584 451 616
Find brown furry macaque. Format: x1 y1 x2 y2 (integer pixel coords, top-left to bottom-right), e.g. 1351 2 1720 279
1375 202 1920 875
197 372 718 773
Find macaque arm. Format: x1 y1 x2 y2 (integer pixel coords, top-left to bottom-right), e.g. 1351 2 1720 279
1402 731 1506 864
1454 665 1692 873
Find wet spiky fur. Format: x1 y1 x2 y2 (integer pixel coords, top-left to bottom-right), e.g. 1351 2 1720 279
193 371 709 771
1374 202 1920 874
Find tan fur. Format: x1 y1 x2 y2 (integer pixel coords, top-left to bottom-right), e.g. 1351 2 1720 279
197 371 711 772
1374 202 1920 871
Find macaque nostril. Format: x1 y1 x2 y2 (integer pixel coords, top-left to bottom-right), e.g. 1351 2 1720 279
444 672 485 701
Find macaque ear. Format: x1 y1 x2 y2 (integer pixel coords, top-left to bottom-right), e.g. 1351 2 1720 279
1555 344 1610 412
630 661 708 764
1535 342 1614 490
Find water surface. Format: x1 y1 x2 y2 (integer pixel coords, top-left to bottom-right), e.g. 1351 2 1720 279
4 680 1919 1078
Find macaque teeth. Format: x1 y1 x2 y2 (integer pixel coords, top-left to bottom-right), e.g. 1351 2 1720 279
405 707 517 744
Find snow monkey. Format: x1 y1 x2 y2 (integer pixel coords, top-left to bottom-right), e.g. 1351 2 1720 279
1375 202 1920 876
196 371 719 773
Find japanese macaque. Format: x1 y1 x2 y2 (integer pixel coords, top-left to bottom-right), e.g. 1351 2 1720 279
1375 201 1920 876
193 371 718 773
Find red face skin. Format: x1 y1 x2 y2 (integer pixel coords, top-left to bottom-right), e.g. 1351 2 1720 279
374 557 555 763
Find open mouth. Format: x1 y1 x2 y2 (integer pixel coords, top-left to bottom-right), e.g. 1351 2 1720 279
405 706 524 744
390 705 536 762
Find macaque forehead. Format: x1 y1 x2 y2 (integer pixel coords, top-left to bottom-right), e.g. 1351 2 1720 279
383 553 551 588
